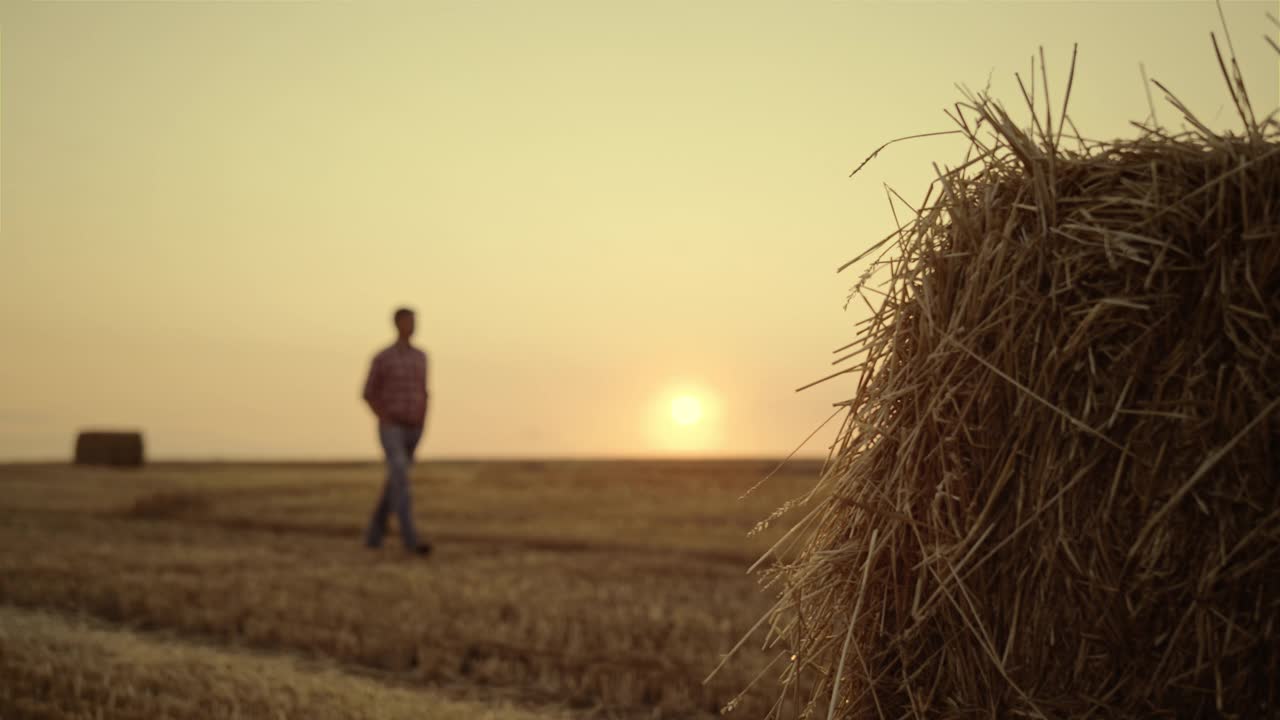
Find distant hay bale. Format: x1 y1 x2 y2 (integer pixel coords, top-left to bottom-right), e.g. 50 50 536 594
751 50 1279 718
74 431 145 467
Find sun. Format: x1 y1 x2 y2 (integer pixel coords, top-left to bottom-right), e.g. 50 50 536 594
671 395 703 426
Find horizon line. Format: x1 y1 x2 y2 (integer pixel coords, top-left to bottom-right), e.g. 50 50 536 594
0 453 831 466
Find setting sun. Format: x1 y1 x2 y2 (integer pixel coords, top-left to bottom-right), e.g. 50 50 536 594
650 386 720 453
670 395 703 426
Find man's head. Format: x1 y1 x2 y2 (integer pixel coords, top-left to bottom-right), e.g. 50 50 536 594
393 307 415 341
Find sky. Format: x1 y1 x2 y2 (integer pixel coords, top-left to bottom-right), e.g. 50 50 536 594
1 1 1276 461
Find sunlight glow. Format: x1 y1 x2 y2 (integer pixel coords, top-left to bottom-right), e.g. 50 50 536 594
671 395 703 426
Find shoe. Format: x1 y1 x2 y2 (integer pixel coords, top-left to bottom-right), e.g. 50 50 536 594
414 542 433 556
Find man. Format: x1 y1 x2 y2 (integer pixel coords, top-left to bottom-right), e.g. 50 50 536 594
362 307 431 555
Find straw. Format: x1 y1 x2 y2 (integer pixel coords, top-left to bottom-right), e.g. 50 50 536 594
738 39 1280 718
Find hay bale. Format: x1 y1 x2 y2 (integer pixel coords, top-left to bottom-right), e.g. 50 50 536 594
754 54 1280 718
74 431 145 467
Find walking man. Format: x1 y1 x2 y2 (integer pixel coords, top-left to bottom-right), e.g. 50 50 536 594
362 307 431 555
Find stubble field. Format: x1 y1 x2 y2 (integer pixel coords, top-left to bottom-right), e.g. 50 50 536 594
0 459 822 719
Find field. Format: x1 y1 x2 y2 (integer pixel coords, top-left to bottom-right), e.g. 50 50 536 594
0 459 823 719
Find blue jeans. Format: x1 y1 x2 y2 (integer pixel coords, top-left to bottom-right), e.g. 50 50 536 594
365 422 423 549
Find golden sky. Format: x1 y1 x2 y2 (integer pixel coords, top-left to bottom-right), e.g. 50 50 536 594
1 1 1275 460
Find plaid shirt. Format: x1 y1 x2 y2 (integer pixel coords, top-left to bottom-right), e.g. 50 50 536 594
363 342 429 426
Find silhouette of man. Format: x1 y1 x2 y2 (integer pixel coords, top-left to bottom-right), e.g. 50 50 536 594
362 307 431 555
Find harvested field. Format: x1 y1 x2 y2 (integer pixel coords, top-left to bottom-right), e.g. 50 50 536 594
0 604 562 720
0 460 818 719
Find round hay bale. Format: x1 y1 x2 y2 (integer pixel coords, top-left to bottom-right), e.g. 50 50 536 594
74 431 145 467
758 62 1280 717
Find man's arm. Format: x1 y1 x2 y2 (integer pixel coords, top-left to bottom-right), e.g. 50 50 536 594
420 351 430 427
362 356 384 420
